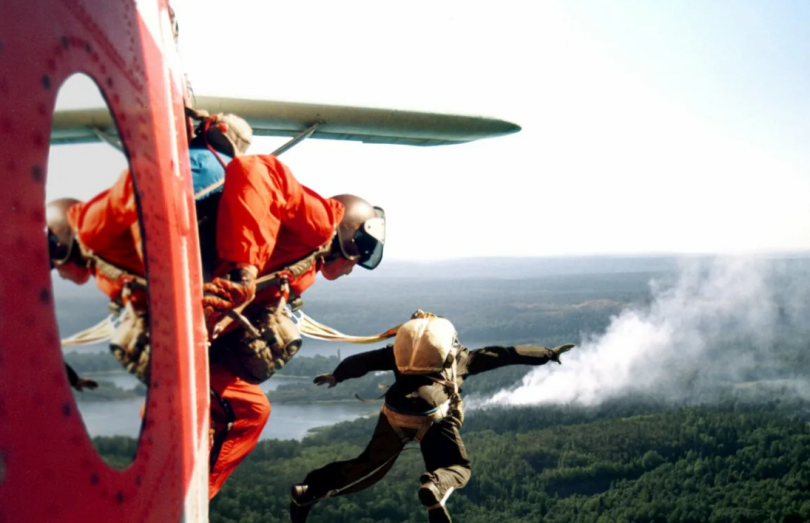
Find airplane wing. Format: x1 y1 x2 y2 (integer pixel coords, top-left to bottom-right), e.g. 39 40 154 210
50 95 521 147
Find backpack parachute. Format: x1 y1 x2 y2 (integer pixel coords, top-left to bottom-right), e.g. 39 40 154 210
393 315 458 375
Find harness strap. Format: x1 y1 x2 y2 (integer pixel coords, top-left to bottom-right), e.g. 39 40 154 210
282 240 333 278
194 174 226 201
354 392 386 404
426 354 461 408
215 239 334 339
202 117 230 171
252 238 333 294
77 241 147 288
381 401 450 444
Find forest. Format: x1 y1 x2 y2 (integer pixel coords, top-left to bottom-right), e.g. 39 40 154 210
96 397 810 522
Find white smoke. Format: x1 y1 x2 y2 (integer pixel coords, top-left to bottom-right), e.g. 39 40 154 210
483 257 790 407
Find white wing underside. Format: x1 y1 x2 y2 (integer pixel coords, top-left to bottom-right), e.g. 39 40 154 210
50 95 521 147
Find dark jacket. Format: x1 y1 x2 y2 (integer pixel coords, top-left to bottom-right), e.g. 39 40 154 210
333 345 556 415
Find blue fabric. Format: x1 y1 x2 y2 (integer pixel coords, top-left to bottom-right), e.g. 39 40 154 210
190 146 231 201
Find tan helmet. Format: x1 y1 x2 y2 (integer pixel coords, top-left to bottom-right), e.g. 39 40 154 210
46 198 81 266
186 108 253 157
203 113 253 157
330 194 386 270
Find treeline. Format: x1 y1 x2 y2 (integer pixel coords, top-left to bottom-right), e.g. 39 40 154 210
94 397 810 522
278 354 341 377
196 398 810 522
74 379 146 402
64 351 124 374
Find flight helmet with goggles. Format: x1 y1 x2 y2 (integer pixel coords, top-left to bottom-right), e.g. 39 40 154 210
330 194 385 270
46 198 81 268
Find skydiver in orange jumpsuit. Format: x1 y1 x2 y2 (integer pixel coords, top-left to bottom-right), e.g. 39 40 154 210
202 153 386 499
47 171 151 381
47 113 253 383
46 118 386 499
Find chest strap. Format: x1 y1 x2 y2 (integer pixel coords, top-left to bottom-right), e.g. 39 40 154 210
77 241 147 288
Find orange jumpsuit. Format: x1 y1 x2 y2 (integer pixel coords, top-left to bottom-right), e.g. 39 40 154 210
208 155 344 499
66 170 145 300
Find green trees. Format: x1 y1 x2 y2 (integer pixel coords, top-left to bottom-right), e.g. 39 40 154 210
89 392 810 521
179 401 810 522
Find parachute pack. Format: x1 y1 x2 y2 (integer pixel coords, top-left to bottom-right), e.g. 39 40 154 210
393 312 459 375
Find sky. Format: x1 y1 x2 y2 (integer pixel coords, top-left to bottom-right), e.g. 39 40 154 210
47 0 810 261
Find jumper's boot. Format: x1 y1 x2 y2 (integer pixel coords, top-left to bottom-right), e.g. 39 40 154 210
290 484 316 523
418 475 452 523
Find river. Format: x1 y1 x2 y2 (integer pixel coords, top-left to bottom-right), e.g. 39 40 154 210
78 375 377 441
99 373 308 392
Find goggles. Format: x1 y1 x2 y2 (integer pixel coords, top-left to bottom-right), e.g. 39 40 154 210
48 229 71 269
351 207 386 270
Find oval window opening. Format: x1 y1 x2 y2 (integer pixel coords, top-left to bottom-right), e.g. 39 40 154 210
49 72 144 469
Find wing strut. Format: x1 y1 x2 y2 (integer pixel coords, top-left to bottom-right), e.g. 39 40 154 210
92 127 124 152
270 122 320 157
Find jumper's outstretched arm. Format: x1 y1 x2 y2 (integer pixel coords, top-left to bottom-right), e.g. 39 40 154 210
466 343 575 376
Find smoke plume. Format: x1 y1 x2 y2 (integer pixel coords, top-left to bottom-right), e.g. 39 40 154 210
482 257 809 407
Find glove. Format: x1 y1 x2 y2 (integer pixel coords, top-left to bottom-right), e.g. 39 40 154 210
203 267 257 335
549 343 575 365
74 378 99 391
65 363 99 392
313 374 337 388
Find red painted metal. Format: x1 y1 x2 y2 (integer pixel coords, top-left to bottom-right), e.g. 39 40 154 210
0 1 209 521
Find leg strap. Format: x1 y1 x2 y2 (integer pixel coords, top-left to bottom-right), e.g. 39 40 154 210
382 402 449 444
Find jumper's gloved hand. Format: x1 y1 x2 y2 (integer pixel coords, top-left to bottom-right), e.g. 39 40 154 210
549 343 575 365
74 377 99 391
313 374 337 388
203 266 257 335
65 363 99 392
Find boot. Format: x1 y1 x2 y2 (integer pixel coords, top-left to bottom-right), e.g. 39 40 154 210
289 484 315 523
418 478 452 523
427 507 452 523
